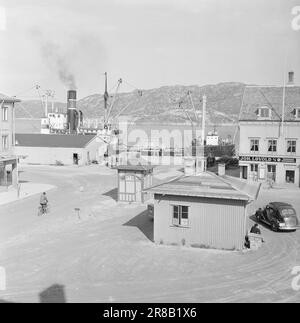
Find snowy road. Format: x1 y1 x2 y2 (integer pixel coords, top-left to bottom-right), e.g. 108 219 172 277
0 165 300 303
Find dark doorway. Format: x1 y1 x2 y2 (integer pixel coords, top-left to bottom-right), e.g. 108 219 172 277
286 170 295 184
73 153 79 165
6 171 12 186
242 166 247 179
267 164 276 181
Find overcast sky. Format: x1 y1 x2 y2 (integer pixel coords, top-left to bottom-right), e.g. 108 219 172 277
0 0 300 101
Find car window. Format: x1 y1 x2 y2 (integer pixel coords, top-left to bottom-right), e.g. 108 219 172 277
268 207 275 216
281 208 296 217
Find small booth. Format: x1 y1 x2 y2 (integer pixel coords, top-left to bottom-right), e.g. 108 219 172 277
117 161 154 203
0 157 18 188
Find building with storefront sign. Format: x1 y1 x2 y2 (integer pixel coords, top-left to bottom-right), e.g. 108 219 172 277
239 72 300 187
0 93 20 188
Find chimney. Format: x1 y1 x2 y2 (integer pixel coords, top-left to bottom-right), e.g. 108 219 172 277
67 90 78 134
288 71 295 85
218 163 226 176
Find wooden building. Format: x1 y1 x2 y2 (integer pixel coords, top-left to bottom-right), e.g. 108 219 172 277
117 162 153 203
145 171 261 250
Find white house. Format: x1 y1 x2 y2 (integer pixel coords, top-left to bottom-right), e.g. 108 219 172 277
239 73 300 187
15 134 105 166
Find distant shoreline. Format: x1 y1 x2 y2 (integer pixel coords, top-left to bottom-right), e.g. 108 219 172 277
15 117 237 127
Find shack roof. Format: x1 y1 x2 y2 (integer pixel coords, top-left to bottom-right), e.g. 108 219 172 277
117 165 154 172
15 134 96 148
145 172 261 202
117 158 154 172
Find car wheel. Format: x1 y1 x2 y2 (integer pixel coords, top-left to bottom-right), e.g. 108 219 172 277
271 222 278 232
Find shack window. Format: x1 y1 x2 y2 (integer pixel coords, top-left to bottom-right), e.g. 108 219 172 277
172 205 189 227
125 175 135 181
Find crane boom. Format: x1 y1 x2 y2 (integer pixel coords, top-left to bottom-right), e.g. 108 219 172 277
106 78 122 123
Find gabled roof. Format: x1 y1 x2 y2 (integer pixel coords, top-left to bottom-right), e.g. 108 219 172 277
145 172 261 202
239 85 300 121
0 93 21 103
15 134 96 148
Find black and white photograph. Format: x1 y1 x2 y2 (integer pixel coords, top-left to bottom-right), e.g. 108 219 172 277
1 0 300 306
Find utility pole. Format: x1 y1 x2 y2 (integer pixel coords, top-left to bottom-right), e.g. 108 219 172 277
104 72 109 128
35 84 45 117
281 73 286 137
44 93 48 117
201 95 207 146
44 90 53 117
51 91 55 113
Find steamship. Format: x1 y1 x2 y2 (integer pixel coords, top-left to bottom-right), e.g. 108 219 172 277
41 89 119 138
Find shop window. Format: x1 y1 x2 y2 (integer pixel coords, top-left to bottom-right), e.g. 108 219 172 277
172 205 189 227
250 164 258 172
287 140 296 154
268 140 277 153
250 139 259 153
286 170 295 184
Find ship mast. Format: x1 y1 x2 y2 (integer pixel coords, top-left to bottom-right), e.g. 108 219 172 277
104 72 109 128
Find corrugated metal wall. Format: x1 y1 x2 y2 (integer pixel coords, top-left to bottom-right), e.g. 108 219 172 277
154 195 247 250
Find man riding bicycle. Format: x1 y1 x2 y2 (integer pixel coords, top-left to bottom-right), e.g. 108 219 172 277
39 192 48 214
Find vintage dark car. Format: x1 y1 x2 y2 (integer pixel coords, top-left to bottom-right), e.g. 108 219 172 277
255 202 300 232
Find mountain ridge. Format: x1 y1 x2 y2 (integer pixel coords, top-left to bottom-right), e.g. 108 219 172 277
15 82 246 124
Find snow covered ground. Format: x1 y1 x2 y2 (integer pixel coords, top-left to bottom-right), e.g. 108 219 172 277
0 165 300 303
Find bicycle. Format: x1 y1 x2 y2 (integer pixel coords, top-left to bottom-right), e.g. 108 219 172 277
38 204 50 216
